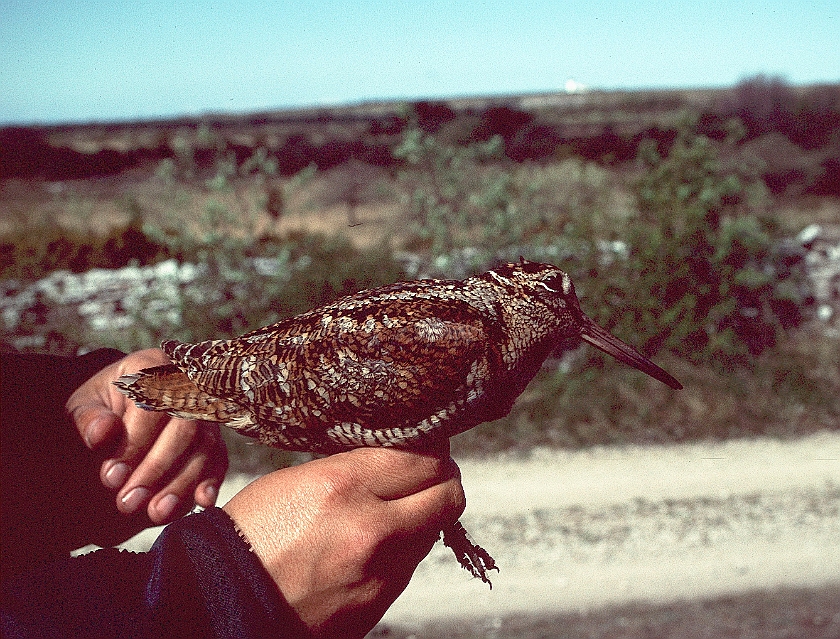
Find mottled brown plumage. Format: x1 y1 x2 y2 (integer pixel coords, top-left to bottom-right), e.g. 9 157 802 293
115 259 681 585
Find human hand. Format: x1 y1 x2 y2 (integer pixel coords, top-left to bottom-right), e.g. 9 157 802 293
223 445 465 638
66 348 228 525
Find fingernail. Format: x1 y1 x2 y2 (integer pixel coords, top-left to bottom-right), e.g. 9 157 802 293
121 486 150 513
104 462 130 489
204 484 219 505
84 415 109 449
156 494 180 520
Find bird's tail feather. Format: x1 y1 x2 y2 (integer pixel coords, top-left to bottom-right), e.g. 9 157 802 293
113 364 247 422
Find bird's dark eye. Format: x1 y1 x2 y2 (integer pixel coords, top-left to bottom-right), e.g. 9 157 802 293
543 275 565 293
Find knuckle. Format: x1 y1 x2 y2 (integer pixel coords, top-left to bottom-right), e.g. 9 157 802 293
140 456 173 480
441 477 467 519
171 418 199 439
314 467 354 507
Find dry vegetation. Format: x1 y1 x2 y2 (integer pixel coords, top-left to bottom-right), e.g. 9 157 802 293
3 79 840 638
2 79 839 454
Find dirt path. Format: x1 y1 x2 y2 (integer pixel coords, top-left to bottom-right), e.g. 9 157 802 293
382 432 840 627
118 432 840 631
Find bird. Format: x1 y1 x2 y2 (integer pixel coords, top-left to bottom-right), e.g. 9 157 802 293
114 258 682 585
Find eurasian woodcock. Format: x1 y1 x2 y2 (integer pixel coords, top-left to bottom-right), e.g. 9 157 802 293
114 258 682 585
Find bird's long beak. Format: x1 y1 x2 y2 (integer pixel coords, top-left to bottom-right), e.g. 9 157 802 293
579 318 683 390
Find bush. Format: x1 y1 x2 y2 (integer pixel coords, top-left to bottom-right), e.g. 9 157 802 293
392 115 812 370
563 120 810 370
393 115 624 269
0 212 166 280
724 76 840 149
448 119 830 451
270 232 403 318
135 224 403 346
394 117 504 256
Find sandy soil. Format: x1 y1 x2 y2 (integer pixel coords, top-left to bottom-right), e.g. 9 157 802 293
118 432 840 633
387 431 840 623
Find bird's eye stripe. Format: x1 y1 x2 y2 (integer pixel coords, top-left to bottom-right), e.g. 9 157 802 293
561 274 572 295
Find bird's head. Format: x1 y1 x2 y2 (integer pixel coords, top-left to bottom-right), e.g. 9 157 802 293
484 258 683 390
485 258 577 301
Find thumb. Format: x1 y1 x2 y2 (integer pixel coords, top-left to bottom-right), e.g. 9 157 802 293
73 405 121 451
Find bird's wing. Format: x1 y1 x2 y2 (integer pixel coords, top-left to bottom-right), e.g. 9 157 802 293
164 296 502 432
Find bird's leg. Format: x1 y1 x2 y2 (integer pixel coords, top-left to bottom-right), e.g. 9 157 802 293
441 520 498 588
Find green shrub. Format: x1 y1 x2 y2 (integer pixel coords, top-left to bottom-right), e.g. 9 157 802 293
138 146 401 343
271 231 403 318
392 114 811 370
120 230 403 349
449 120 825 454
553 119 811 373
394 116 504 255
392 116 627 278
0 211 167 280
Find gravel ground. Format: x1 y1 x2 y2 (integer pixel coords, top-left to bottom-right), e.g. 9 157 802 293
117 432 840 638
378 432 840 636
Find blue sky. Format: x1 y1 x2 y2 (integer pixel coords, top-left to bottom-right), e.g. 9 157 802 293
1 0 838 125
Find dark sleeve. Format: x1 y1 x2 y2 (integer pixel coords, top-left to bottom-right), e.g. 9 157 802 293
1 507 308 639
0 348 148 579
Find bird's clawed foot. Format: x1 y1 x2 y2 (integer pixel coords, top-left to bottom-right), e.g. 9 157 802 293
441 520 498 588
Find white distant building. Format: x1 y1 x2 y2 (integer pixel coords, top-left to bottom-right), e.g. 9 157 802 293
564 79 589 93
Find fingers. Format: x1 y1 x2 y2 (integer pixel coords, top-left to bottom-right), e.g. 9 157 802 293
76 407 122 451
145 438 227 523
223 446 466 637
383 465 465 537
307 447 466 556
69 349 172 459
66 348 230 525
343 443 456 501
313 446 465 524
116 420 228 524
110 403 168 460
99 399 187 497
348 447 465 538
357 447 466 579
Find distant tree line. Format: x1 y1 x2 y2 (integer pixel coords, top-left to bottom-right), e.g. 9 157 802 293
2 77 838 196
